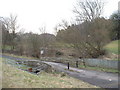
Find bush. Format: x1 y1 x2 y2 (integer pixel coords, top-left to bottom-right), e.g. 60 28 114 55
89 49 106 58
55 51 64 56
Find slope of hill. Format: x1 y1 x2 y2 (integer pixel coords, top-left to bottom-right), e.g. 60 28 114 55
102 40 119 60
104 40 119 54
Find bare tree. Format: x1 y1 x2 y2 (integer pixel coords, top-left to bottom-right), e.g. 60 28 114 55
56 17 112 59
54 20 69 36
73 0 104 22
0 17 10 31
39 25 46 34
39 26 46 48
58 20 69 30
16 29 25 55
39 26 55 47
70 0 108 59
9 14 19 51
0 17 10 52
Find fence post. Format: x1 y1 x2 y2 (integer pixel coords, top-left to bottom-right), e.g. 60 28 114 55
83 59 86 68
68 62 69 69
76 61 78 68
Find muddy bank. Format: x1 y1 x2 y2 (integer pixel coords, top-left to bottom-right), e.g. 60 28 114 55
2 55 53 74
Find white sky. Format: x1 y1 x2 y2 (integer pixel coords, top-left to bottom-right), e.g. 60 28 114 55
0 0 119 34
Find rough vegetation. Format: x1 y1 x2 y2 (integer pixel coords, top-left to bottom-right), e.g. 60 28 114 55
1 58 98 88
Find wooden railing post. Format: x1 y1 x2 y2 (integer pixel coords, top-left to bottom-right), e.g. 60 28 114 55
76 61 78 68
68 62 69 70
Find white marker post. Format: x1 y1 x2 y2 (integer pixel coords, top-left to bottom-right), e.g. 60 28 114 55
40 50 44 55
40 49 44 58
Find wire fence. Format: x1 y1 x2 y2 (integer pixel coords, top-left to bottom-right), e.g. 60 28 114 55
40 57 119 70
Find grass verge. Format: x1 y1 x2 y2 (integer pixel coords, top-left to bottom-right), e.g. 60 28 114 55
78 65 120 73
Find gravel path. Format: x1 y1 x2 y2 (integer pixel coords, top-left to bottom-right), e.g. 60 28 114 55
43 61 119 88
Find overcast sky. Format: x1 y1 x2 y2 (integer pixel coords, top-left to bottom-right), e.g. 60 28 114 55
0 0 119 34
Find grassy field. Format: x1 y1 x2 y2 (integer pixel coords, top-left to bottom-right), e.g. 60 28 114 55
104 40 119 55
1 57 98 88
